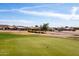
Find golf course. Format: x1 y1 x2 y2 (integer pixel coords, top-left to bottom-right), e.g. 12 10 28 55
0 31 79 56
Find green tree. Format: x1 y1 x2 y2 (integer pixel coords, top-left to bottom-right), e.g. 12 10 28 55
40 23 49 32
35 25 39 27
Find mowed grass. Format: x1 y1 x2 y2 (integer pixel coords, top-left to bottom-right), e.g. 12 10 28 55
0 32 79 56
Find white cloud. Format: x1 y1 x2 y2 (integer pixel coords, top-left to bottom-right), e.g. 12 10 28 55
20 5 45 10
1 6 79 26
18 6 79 20
0 9 11 12
0 9 18 12
0 6 79 20
0 19 34 26
69 7 79 20
0 4 49 12
18 9 71 20
71 7 78 15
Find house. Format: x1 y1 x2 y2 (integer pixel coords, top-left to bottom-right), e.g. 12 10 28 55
0 25 28 30
63 27 75 31
16 26 27 30
8 25 17 30
0 25 9 30
52 27 76 32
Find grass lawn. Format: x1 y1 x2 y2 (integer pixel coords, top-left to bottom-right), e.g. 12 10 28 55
0 32 79 56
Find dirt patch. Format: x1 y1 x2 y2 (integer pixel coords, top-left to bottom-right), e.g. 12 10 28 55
0 30 79 37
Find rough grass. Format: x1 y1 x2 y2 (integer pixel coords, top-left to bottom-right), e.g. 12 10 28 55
0 32 79 56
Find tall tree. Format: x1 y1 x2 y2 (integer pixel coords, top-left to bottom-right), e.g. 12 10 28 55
35 25 39 27
40 23 49 32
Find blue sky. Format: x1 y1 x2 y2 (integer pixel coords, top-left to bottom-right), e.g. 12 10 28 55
0 3 79 27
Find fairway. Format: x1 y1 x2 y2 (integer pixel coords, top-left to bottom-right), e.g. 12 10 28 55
0 32 79 56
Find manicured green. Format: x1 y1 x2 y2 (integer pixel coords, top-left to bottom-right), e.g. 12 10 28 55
0 32 79 56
